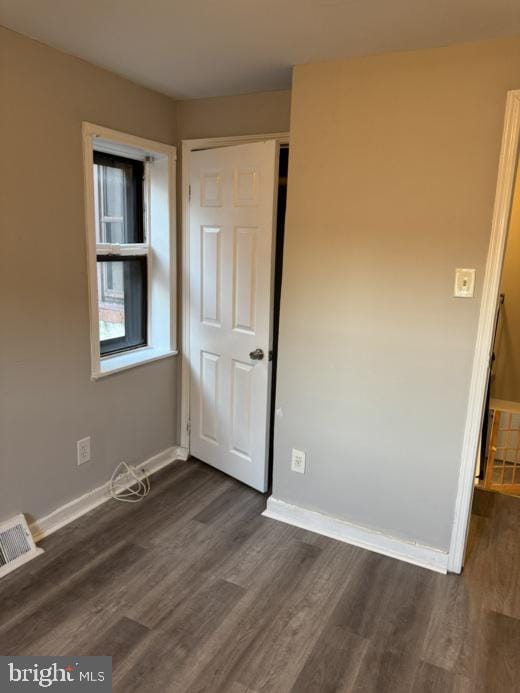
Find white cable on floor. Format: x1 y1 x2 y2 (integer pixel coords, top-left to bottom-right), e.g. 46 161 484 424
109 461 151 503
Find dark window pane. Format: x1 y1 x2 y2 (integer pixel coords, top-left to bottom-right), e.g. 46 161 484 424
97 257 147 355
93 152 144 244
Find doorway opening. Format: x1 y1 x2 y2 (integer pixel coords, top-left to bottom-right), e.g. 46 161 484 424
477 157 520 498
268 145 289 490
449 91 520 573
181 135 289 493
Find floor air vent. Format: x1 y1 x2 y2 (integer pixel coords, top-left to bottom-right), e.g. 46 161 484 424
0 514 43 579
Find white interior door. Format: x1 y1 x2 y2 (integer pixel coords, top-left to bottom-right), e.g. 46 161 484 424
189 140 278 492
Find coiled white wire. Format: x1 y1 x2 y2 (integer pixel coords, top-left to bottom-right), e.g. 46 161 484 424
109 461 151 503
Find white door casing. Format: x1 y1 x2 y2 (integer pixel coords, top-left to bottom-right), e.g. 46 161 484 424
189 141 278 491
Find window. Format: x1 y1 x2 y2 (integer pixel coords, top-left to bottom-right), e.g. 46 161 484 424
83 123 176 378
94 152 148 355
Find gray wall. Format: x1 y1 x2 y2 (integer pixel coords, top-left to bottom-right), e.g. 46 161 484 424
8 20 514 556
0 28 178 524
272 37 520 551
0 29 292 525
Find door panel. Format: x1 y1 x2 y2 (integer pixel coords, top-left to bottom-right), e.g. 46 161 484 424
233 226 257 333
189 141 278 491
200 350 220 445
230 359 253 460
201 226 221 326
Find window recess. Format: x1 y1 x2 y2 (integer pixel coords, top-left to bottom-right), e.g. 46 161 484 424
83 123 177 378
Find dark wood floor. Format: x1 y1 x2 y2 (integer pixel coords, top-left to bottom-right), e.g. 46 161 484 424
1 460 519 692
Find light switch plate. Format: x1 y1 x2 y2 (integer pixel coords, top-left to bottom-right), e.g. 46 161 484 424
454 268 476 298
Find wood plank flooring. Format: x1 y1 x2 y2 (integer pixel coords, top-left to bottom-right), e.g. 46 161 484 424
1 459 519 692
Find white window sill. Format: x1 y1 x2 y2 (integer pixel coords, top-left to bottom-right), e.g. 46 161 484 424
92 346 177 380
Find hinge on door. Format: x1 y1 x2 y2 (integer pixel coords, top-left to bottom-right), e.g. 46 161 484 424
188 184 191 202
187 419 191 434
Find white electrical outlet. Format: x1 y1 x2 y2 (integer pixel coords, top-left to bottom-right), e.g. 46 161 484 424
77 437 91 466
291 448 306 474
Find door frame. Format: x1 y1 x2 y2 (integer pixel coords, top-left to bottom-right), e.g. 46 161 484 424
180 132 290 453
448 90 520 572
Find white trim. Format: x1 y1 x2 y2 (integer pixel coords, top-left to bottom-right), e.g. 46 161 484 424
95 244 149 256
263 497 449 574
82 122 177 160
94 346 178 379
448 90 520 573
83 124 101 372
183 132 290 153
175 446 190 461
82 122 177 380
180 132 290 450
30 446 188 543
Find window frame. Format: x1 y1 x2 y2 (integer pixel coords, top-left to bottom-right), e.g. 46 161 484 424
83 122 177 379
94 151 148 356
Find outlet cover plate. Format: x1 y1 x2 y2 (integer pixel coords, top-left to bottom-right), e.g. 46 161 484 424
77 437 91 466
291 448 306 474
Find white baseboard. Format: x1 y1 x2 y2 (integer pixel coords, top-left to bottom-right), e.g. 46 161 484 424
263 497 449 574
175 446 190 461
31 446 189 543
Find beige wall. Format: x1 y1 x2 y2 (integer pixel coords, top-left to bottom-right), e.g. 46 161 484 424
0 28 178 524
493 162 520 402
273 37 520 551
176 90 291 140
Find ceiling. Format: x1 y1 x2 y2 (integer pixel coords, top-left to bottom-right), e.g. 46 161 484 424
1 0 520 99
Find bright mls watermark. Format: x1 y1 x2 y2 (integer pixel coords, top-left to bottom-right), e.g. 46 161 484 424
0 657 111 691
